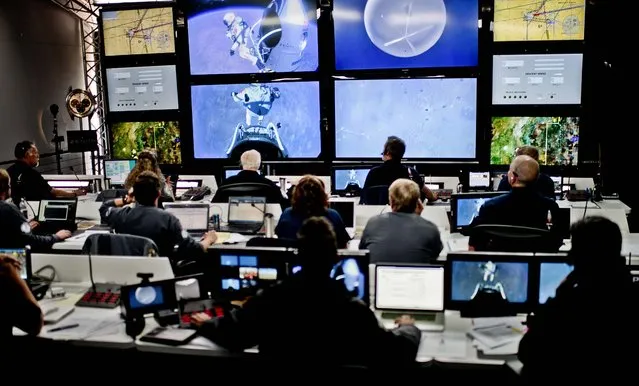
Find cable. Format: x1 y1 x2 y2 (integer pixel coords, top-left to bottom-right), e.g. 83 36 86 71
210 204 225 222
22 198 37 219
34 264 57 283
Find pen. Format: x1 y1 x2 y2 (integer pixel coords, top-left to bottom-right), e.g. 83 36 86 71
48 323 79 333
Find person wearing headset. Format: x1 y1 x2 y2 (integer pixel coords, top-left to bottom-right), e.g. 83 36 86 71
6 141 86 205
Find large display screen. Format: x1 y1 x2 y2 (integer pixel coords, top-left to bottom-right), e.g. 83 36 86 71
110 121 182 164
102 8 175 56
493 0 586 42
106 65 179 112
184 0 319 75
490 116 580 166
492 54 583 105
191 81 321 159
334 78 477 159
333 0 479 71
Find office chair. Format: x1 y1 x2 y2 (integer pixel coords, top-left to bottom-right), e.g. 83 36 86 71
468 224 562 253
360 185 389 205
212 182 284 205
82 234 159 257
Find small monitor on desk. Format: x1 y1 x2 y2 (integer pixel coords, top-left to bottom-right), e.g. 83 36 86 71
37 199 77 223
332 166 371 195
175 179 203 199
375 264 444 313
223 167 241 181
0 248 30 280
468 172 491 190
120 274 206 317
104 159 136 186
445 252 533 316
163 203 210 233
329 198 356 229
538 258 574 304
450 192 504 232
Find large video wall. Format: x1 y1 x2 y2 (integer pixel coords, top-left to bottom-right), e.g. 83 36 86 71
100 0 587 171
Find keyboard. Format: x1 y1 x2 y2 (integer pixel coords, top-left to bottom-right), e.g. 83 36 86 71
76 284 121 309
219 224 263 235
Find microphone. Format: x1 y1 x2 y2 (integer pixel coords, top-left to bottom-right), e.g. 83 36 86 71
49 104 59 118
85 238 97 294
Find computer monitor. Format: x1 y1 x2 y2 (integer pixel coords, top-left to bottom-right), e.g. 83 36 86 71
101 7 176 57
105 65 179 112
120 274 206 317
184 0 319 75
334 77 477 159
37 199 78 223
445 252 532 315
375 264 445 313
539 259 574 304
191 81 321 159
228 196 267 224
332 167 370 193
450 192 504 232
492 54 583 105
174 179 202 199
333 0 479 71
105 159 136 186
468 172 490 189
0 248 31 280
328 198 356 229
490 116 580 166
224 168 241 181
163 203 210 232
110 121 182 164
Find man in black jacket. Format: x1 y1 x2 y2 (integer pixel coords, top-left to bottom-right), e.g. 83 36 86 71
0 169 71 251
192 217 421 368
496 146 555 200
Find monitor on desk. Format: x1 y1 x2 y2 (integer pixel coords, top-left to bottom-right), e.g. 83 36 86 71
228 196 266 224
175 179 203 199
104 159 136 186
538 256 574 304
332 166 371 194
375 264 445 313
223 167 241 181
37 199 78 224
450 192 505 232
445 252 533 316
328 198 356 229
468 172 491 190
120 274 207 317
0 248 30 280
163 203 209 233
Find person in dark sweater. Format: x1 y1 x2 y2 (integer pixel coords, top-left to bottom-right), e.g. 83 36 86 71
496 145 555 200
193 217 421 368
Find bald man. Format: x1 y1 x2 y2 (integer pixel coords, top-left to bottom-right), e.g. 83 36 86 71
497 146 556 199
359 179 442 263
469 155 561 250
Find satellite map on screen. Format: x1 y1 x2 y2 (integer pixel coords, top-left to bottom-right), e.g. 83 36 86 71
493 0 585 41
111 121 181 164
102 7 175 56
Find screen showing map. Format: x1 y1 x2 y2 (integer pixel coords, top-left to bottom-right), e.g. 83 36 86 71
111 121 181 164
106 65 179 112
490 116 580 166
334 78 477 159
184 0 319 75
333 0 479 70
102 7 175 56
493 0 585 42
493 54 583 105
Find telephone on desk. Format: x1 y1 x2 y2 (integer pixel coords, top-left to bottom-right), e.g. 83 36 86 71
180 186 211 201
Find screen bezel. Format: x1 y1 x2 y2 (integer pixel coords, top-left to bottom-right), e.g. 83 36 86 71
374 262 445 313
331 74 481 163
534 252 573 305
444 251 536 314
331 165 373 194
0 247 32 281
449 191 506 233
107 119 183 165
328 197 356 229
163 202 210 232
104 159 136 186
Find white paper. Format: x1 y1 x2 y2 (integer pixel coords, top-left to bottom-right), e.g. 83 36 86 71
418 332 467 359
68 230 110 242
43 315 121 340
226 233 248 243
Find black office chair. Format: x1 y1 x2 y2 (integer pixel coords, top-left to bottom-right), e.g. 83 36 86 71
360 185 389 205
82 234 160 257
468 224 562 253
212 182 285 205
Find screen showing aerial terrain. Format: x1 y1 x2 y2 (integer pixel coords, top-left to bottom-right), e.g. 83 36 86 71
493 0 585 42
102 8 175 56
333 0 479 70
111 121 181 164
490 116 580 166
334 78 477 159
106 65 179 112
493 53 583 105
191 81 321 159
184 0 319 75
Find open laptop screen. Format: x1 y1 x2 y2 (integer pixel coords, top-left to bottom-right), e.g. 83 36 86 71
375 264 444 312
38 200 77 222
228 197 266 224
164 204 209 232
329 200 355 228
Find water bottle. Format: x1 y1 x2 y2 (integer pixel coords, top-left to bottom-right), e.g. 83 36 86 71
264 214 275 238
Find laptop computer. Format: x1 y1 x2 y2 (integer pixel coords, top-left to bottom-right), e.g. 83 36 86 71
163 203 210 239
328 198 356 238
36 198 78 233
219 197 266 234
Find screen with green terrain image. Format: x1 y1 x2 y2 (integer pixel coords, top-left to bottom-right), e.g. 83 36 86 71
490 117 579 166
111 121 181 164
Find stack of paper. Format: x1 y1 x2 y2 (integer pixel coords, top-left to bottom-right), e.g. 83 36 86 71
468 319 524 358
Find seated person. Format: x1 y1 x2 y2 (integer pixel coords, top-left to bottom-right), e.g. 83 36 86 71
124 150 174 201
0 254 43 341
213 150 286 207
192 217 421 368
469 155 561 251
100 171 217 260
361 136 436 204
275 175 350 248
518 217 639 382
0 169 71 251
360 179 442 263
7 141 86 204
497 146 555 200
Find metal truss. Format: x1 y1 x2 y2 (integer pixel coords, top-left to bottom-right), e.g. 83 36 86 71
49 0 107 175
